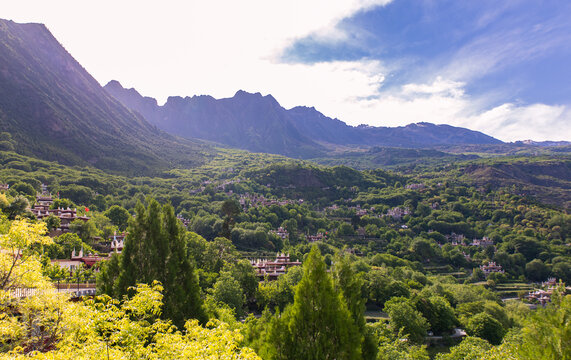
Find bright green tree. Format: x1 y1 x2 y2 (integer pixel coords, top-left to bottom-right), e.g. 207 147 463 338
435 336 491 360
209 271 245 317
515 292 571 359
262 246 361 360
384 298 429 344
465 312 505 345
333 252 377 360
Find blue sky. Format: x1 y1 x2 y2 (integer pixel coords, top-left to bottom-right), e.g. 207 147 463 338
3 0 571 141
285 0 571 104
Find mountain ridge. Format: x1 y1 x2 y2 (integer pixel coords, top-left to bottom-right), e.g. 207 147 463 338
104 81 503 158
0 19 210 175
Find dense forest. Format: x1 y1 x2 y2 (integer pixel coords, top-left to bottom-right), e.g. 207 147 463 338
0 148 570 359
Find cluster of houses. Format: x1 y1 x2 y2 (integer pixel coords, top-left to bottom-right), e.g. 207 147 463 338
189 178 243 195
479 261 505 276
250 253 302 280
307 233 327 243
50 231 127 274
238 193 303 209
525 278 559 305
348 204 374 217
385 207 411 220
0 183 8 191
30 193 90 235
443 233 494 248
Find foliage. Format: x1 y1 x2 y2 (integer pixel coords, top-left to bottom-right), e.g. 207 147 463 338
515 292 571 359
0 282 260 359
0 220 52 296
209 271 245 318
105 205 131 231
435 336 491 360
100 198 206 328
465 312 505 345
261 246 361 360
383 297 429 344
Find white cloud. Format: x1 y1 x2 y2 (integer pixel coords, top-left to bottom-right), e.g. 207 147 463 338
333 76 571 142
1 0 392 102
464 103 571 142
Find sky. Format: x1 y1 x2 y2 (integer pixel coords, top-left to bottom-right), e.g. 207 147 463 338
3 0 571 142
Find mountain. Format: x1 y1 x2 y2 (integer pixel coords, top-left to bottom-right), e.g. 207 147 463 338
105 82 502 158
0 19 209 175
105 82 325 158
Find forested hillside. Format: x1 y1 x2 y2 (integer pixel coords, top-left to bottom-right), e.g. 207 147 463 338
0 20 211 175
1 148 569 359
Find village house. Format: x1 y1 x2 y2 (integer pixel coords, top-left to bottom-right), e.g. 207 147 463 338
270 227 289 240
0 183 9 191
176 214 190 228
446 233 466 246
50 259 84 273
250 253 301 280
239 193 303 210
479 261 504 276
70 247 106 268
110 232 127 253
470 236 494 247
307 232 326 242
50 247 106 273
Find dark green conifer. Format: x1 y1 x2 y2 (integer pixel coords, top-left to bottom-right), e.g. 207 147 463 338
110 198 206 328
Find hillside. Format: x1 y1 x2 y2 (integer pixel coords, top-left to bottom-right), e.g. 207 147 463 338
0 19 211 175
105 81 502 158
458 157 571 209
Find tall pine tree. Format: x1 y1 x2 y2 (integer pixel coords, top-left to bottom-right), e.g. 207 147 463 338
104 198 206 328
333 252 378 360
263 246 361 360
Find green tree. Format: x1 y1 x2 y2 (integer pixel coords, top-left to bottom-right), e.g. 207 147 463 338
333 253 377 360
413 295 458 334
11 182 36 197
69 219 98 243
5 195 30 219
263 246 361 360
435 336 491 360
105 205 131 231
209 271 245 317
228 259 259 305
516 292 571 359
44 214 61 231
465 312 505 345
220 199 241 238
525 259 549 282
108 198 206 328
384 298 429 343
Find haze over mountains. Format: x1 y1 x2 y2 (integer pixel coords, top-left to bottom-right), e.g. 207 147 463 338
105 81 502 158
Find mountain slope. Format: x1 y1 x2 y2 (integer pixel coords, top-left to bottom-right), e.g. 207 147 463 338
105 82 326 158
105 81 502 158
0 19 209 175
